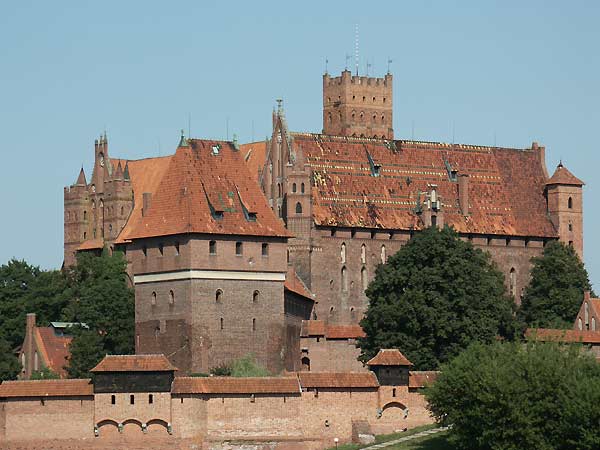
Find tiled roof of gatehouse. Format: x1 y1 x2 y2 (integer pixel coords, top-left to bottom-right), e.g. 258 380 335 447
367 349 413 367
91 354 177 372
0 379 93 398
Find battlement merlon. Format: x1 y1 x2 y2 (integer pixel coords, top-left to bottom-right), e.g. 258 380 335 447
323 70 392 88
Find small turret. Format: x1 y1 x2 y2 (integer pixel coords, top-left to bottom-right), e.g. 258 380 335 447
545 162 585 258
75 167 87 186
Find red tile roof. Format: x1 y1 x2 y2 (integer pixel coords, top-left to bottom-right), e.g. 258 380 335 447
76 239 104 251
297 372 379 388
114 155 173 244
0 379 93 398
34 327 72 378
408 371 439 388
285 267 313 300
90 354 177 372
172 376 300 394
292 134 558 237
367 349 412 367
300 320 365 339
545 163 584 186
525 328 600 344
126 140 290 240
240 141 268 182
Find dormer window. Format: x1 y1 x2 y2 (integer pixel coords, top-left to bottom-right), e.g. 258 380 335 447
212 144 221 155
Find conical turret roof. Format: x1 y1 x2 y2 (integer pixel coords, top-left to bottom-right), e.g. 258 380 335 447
546 162 584 186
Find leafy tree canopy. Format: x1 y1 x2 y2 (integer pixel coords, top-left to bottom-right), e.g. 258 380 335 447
209 354 270 377
62 249 135 376
518 241 595 329
0 338 21 382
426 341 600 450
358 226 515 370
66 327 105 379
30 366 60 380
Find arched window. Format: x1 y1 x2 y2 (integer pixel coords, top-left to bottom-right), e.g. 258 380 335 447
361 267 368 291
585 302 589 327
292 183 297 193
252 318 256 332
151 292 156 306
381 245 386 264
593 318 597 331
578 318 583 330
301 357 310 371
169 290 174 305
216 290 223 303
341 266 348 292
341 243 346 264
295 202 303 214
236 242 243 255
220 318 224 330
301 183 305 194
253 290 260 303
361 244 366 264
381 115 385 123
120 206 124 216
509 268 516 297
92 200 96 210
568 197 573 209
278 183 282 197
34 351 38 371
83 211 87 221
328 112 332 124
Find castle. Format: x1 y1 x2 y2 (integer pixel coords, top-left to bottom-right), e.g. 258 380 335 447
62 69 584 374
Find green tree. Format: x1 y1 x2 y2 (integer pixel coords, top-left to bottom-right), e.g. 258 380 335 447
62 249 134 356
63 250 135 377
66 328 106 379
426 341 600 450
30 366 60 380
358 226 515 370
518 241 594 329
231 354 269 377
0 259 68 349
0 338 21 381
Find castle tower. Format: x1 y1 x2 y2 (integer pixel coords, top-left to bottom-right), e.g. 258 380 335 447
545 162 584 258
322 69 393 139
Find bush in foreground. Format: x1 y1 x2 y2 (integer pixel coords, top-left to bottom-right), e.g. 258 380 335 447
426 341 600 450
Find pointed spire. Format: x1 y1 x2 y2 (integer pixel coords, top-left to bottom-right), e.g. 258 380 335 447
123 162 131 181
75 167 87 186
114 162 124 180
178 129 189 147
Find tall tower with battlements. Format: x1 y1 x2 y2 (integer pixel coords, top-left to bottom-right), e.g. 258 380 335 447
322 69 393 139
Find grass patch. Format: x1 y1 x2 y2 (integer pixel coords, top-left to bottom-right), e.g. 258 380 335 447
327 424 441 450
385 432 451 450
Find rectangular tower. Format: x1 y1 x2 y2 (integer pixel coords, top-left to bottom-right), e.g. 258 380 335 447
322 70 393 139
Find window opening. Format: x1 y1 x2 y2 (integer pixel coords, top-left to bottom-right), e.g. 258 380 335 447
209 240 217 255
262 243 269 257
236 242 243 255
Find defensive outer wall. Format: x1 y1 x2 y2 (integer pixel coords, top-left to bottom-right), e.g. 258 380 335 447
0 355 435 450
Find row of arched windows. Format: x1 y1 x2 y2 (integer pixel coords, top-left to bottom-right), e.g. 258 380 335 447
579 302 597 331
150 290 175 306
215 289 260 303
340 243 386 265
291 183 305 194
219 317 257 331
340 266 369 292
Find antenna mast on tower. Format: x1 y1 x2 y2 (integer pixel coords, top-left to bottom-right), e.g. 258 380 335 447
355 23 359 76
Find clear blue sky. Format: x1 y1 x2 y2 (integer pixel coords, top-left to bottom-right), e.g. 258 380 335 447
1 1 598 290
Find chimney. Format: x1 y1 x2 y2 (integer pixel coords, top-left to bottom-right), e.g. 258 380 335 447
25 313 36 378
458 174 470 216
142 193 152 217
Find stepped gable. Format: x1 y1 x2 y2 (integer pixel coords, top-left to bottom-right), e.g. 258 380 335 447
172 376 300 394
34 327 72 378
113 155 173 244
91 354 177 372
292 134 557 237
0 379 93 398
297 372 379 388
545 162 585 186
525 328 600 344
127 139 290 240
367 349 412 367
409 371 439 388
